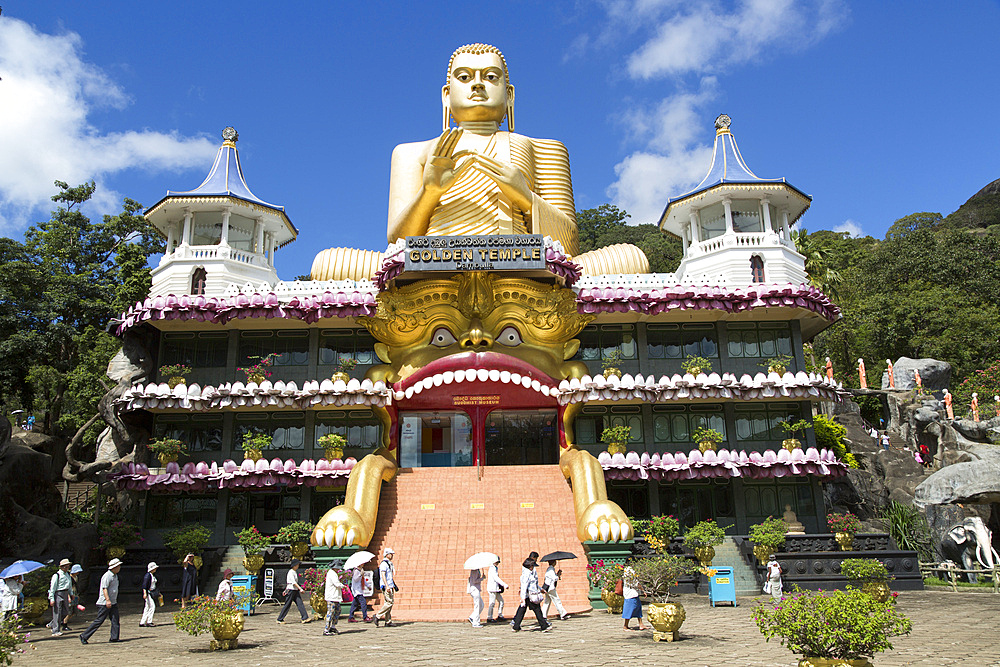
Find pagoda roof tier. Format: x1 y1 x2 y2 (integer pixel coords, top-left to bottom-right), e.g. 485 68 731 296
599 446 848 481
110 457 355 492
114 279 837 336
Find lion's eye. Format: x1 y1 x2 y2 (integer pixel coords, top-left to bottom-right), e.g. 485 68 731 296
497 326 522 347
430 328 457 347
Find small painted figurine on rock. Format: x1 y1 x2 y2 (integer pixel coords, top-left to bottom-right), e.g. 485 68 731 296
858 358 867 389
886 359 895 388
825 357 834 382
971 392 980 422
944 389 954 420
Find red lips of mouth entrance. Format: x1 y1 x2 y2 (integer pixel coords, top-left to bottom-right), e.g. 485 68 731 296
397 352 556 391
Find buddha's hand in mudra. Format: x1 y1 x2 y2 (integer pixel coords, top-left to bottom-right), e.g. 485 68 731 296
472 152 532 211
423 128 476 197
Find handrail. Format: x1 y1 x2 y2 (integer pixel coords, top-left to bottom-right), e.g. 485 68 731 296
920 560 1000 593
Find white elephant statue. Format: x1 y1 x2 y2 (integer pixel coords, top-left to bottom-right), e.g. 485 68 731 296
941 517 1000 583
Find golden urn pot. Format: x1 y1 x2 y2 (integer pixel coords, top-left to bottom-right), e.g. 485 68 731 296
310 590 327 619
330 372 350 383
782 438 802 451
20 597 48 625
601 588 624 614
291 541 310 560
324 447 344 461
105 546 126 560
245 449 263 463
210 610 244 651
243 554 264 576
603 367 622 379
753 544 772 564
698 440 717 453
647 601 685 642
606 442 627 455
248 373 265 385
798 659 874 667
694 546 715 567
158 452 178 467
167 376 186 389
861 581 891 603
834 532 854 551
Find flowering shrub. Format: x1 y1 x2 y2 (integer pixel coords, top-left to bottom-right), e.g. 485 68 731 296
586 559 624 590
242 430 273 452
234 525 272 556
681 354 713 375
317 433 347 451
148 438 186 457
645 515 680 553
813 414 859 468
748 516 788 553
753 586 912 660
238 353 278 381
952 362 1000 418
827 512 862 535
0 613 33 665
333 357 358 374
172 595 244 636
692 426 724 446
298 568 326 592
98 520 143 549
163 524 212 561
840 558 890 583
629 555 698 602
159 363 191 378
600 424 631 446
682 519 731 549
275 520 314 544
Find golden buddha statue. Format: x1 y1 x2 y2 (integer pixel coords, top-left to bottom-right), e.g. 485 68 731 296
311 43 650 280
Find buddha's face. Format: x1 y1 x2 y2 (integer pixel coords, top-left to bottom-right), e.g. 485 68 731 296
444 52 511 124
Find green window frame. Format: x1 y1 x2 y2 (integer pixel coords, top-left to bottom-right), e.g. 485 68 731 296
576 406 643 446
318 329 377 367
646 323 719 360
651 405 725 445
575 324 638 362
234 412 306 450
160 331 228 371
238 330 309 368
726 322 792 360
153 414 224 453
734 402 802 441
146 493 217 529
315 410 382 453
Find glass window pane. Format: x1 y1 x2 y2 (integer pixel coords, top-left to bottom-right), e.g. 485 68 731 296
653 416 669 443
728 331 744 358
731 199 763 233
699 202 726 240
670 415 688 443
743 331 760 358
759 331 777 358
777 331 792 356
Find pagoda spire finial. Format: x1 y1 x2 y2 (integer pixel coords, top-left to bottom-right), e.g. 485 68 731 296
714 114 731 135
222 126 238 147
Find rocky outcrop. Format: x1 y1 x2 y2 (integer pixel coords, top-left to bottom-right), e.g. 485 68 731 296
882 357 952 391
914 445 1000 506
10 431 66 484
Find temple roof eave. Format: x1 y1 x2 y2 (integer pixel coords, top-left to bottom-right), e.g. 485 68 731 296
657 181 812 235
144 194 298 246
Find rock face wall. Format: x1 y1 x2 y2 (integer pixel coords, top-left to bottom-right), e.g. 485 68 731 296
881 357 952 391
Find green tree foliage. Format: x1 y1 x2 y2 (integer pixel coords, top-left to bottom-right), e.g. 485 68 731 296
576 204 682 274
0 181 162 437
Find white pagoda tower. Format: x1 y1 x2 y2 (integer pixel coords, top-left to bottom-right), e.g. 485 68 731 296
144 127 297 297
659 115 810 285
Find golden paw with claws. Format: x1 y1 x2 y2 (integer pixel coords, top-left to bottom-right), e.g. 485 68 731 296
311 506 370 548
579 499 633 543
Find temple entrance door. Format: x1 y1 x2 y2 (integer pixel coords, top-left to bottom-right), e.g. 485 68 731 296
483 410 558 465
398 411 474 468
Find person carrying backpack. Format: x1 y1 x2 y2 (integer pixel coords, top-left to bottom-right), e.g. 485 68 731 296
371 548 397 627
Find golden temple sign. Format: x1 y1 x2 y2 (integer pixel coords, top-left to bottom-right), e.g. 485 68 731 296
404 234 544 272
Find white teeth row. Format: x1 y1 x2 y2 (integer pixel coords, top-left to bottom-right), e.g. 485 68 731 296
118 379 391 412
313 525 357 548
395 369 555 401
586 519 632 542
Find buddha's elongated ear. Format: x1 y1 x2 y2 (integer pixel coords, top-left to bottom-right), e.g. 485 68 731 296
506 85 515 132
442 85 451 132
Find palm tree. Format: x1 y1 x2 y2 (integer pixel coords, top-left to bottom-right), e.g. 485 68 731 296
791 228 841 298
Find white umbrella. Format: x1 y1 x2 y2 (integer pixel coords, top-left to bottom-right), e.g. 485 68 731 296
463 552 499 570
343 550 376 570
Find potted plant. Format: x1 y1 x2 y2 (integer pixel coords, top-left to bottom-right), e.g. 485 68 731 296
692 425 725 453
275 520 315 560
234 525 272 575
681 354 713 376
172 594 247 651
160 363 192 389
629 555 698 642
163 524 212 567
841 558 893 603
644 515 681 553
600 424 632 455
317 432 347 460
779 418 813 451
148 437 187 466
298 567 329 619
241 430 272 462
19 565 58 625
761 354 794 376
331 357 358 383
682 519 731 567
753 586 912 666
586 560 625 613
0 612 31 661
98 520 143 560
749 516 788 564
828 512 862 551
238 352 278 385
602 349 623 379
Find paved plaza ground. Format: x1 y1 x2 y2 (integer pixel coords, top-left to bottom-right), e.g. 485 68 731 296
15 590 1000 666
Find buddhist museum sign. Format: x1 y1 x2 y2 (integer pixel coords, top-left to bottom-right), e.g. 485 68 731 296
404 234 545 272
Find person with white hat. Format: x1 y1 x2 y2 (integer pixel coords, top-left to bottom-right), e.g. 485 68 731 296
80 558 123 644
140 562 159 627
371 548 397 627
62 564 85 631
47 558 73 636
486 556 507 623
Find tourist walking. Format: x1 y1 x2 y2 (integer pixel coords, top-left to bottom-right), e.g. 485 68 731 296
621 564 645 631
215 568 234 602
80 558 122 644
347 566 370 622
764 556 783 600
541 560 568 620
372 547 396 627
511 553 550 632
140 562 159 627
63 565 85 631
179 553 197 609
467 568 484 627
323 565 343 636
276 559 311 624
1 575 22 620
47 558 73 636
486 556 507 623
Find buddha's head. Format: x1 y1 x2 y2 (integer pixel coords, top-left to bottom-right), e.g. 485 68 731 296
443 43 514 130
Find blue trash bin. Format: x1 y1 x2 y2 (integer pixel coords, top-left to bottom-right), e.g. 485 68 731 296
708 566 736 607
230 575 257 615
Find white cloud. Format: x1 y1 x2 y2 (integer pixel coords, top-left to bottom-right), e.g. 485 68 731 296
0 17 217 230
834 219 863 237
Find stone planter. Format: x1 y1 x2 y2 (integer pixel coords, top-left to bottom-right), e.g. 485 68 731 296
797 659 874 667
861 580 891 603
243 554 264 576
698 439 718 453
600 588 624 614
331 372 350 383
606 441 627 455
310 590 327 619
244 449 263 463
324 447 344 461
647 601 685 642
694 545 715 567
157 452 178 466
291 541 310 560
782 438 802 451
167 376 187 389
753 544 772 564
210 610 244 650
834 532 854 551
19 597 48 625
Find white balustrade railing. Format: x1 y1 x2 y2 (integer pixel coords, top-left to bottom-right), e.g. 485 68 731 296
166 244 269 267
691 231 793 255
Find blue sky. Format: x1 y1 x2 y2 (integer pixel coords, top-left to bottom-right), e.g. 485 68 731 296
2 1 999 280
